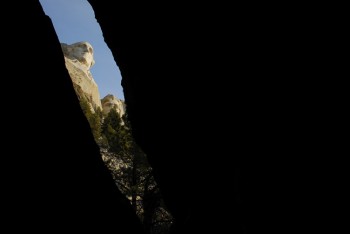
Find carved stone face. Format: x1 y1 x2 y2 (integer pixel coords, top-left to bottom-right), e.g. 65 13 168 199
70 42 95 69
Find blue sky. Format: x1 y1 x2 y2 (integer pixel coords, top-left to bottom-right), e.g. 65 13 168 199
39 0 124 100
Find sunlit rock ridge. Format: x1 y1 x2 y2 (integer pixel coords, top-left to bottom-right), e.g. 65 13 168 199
61 41 102 111
61 42 124 116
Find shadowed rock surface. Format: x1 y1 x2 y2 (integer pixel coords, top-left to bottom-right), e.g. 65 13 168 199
1 1 335 234
1 1 145 233
87 1 333 234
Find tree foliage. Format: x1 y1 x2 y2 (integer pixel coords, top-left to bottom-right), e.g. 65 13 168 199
79 97 102 142
79 98 173 234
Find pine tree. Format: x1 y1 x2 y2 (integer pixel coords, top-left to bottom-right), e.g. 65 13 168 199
79 98 102 142
102 108 124 155
91 107 102 141
80 100 173 233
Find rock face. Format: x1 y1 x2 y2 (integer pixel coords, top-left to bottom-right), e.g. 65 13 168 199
61 42 102 111
2 2 146 233
101 94 125 117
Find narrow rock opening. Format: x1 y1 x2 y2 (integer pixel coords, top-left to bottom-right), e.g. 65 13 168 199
39 1 173 233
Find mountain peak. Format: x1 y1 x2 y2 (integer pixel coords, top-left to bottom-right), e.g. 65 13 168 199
101 94 125 117
61 42 95 69
61 41 102 112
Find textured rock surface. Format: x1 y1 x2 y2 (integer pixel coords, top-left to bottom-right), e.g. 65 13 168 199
2 2 145 233
61 42 95 69
61 42 102 111
101 94 125 116
4 1 327 234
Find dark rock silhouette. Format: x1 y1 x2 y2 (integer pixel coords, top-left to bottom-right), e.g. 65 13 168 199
87 1 248 233
87 1 332 234
1 1 145 233
1 1 333 233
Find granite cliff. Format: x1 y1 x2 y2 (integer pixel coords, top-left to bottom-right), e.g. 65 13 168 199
61 41 125 116
101 94 125 117
61 41 102 112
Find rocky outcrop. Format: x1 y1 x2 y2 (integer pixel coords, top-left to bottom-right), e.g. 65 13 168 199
101 94 125 117
2 2 146 233
61 42 102 112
